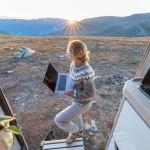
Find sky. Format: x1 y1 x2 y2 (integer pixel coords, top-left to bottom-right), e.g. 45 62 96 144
0 0 150 21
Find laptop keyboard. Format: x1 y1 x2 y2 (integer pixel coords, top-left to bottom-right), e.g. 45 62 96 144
57 75 67 91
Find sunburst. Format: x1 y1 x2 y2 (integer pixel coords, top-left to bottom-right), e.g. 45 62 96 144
68 19 75 23
53 19 87 35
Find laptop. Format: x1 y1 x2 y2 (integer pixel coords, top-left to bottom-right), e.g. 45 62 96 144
43 63 74 93
137 67 150 99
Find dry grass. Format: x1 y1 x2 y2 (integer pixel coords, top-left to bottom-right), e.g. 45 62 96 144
0 34 150 150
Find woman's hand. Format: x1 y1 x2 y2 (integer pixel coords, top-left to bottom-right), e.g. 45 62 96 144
64 90 71 97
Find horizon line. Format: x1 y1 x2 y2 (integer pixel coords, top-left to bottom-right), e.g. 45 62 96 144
0 12 150 21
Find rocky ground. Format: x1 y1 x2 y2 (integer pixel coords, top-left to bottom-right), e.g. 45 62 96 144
0 35 149 150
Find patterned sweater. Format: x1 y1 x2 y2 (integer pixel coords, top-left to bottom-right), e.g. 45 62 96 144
70 61 96 104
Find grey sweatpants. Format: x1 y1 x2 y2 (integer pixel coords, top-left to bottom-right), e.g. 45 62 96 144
55 101 92 133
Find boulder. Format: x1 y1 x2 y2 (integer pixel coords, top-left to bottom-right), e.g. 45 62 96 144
91 120 98 131
85 123 91 130
7 71 13 74
13 46 35 58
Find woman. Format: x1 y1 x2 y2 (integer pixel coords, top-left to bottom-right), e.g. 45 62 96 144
55 40 96 144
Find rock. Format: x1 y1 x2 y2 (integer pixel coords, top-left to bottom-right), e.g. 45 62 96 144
92 101 96 104
91 120 98 131
114 107 117 110
115 82 120 85
7 71 13 74
86 137 89 141
65 99 69 101
94 43 101 47
59 55 66 59
94 76 98 81
85 123 91 130
13 46 35 58
15 97 20 101
90 145 98 149
22 103 25 106
34 94 39 98
37 52 42 54
93 145 98 149
54 44 58 46
123 77 128 80
3 46 9 49
3 41 8 44
89 132 94 135
42 62 49 65
121 82 125 85
64 37 68 39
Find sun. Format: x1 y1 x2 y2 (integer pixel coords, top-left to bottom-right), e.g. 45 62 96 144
57 18 86 35
68 19 75 23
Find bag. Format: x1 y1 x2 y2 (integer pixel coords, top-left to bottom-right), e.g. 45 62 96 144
40 131 55 148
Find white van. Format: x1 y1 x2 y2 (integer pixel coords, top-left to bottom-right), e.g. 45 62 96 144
105 44 150 150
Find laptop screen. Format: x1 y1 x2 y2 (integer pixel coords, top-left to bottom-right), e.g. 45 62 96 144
43 63 58 92
141 67 150 85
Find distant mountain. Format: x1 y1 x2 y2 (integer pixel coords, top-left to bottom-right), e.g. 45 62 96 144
0 18 67 35
0 30 8 34
49 13 150 37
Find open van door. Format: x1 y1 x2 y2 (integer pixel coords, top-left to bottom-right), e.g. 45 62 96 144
0 87 29 150
105 43 150 150
135 43 150 78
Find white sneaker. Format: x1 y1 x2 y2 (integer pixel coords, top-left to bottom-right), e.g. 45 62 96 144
79 131 83 137
65 128 79 144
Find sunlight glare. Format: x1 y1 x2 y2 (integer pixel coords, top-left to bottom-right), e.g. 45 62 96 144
68 19 75 23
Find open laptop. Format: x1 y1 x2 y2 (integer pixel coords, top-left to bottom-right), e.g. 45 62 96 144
43 63 74 93
137 67 150 99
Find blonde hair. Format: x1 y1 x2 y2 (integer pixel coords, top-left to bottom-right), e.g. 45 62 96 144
66 40 90 62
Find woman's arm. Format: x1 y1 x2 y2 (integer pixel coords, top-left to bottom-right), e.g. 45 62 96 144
70 77 96 100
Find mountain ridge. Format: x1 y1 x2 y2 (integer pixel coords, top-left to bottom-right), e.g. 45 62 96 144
0 18 67 35
49 13 150 37
0 13 150 37
0 30 8 34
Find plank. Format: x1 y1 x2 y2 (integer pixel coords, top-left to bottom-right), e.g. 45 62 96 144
43 146 84 150
43 138 82 144
43 141 83 149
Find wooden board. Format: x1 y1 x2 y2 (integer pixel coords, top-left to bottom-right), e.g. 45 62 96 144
42 138 85 150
